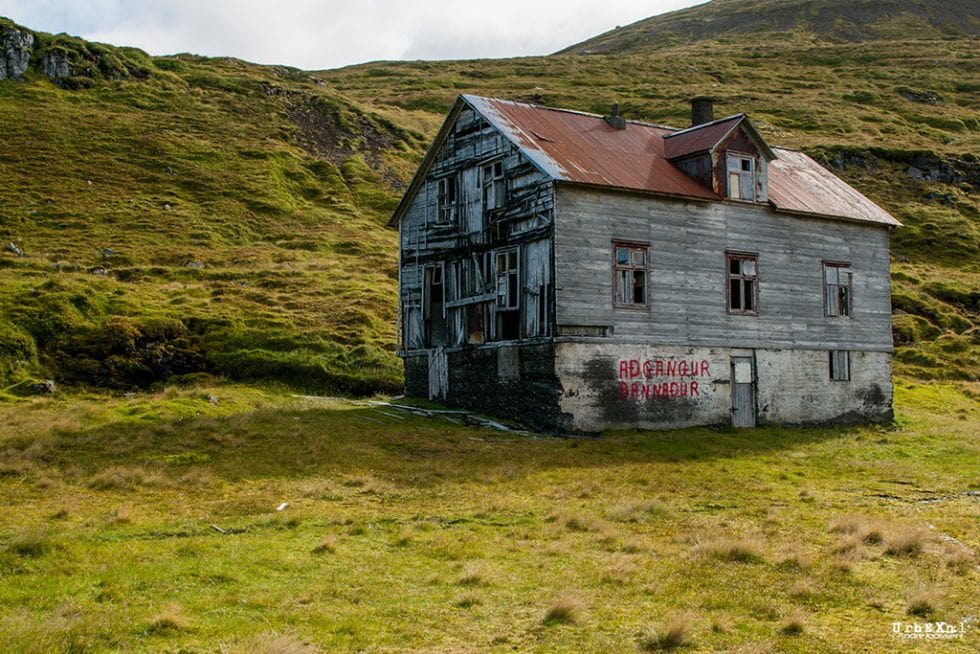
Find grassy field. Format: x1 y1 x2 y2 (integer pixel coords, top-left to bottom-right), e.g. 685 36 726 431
1 17 978 393
0 381 976 652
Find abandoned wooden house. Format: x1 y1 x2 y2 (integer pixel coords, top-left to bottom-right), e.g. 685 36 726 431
388 95 899 432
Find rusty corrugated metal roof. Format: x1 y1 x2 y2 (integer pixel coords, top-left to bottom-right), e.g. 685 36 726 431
388 95 899 227
466 95 719 201
663 115 742 159
768 148 900 226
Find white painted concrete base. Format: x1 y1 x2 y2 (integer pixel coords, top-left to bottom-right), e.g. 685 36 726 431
555 341 892 432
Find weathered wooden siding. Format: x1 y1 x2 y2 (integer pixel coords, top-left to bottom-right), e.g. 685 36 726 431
398 104 557 353
553 184 893 352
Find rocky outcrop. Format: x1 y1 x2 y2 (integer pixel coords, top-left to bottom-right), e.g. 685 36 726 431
42 49 72 80
0 24 33 80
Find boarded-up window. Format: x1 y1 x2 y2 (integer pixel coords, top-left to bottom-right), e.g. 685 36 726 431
436 174 459 224
727 154 756 201
824 262 852 317
614 242 648 307
829 350 850 381
727 252 758 314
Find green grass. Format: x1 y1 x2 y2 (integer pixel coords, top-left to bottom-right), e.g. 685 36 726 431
1 16 978 391
0 380 976 652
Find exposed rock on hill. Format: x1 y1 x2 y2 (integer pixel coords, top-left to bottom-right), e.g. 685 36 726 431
0 24 33 80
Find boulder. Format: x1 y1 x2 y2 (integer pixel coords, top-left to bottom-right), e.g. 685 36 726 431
0 25 33 80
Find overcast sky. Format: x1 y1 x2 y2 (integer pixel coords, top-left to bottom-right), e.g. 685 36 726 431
0 1 705 69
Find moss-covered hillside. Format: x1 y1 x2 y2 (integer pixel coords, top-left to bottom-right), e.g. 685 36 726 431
0 1 977 393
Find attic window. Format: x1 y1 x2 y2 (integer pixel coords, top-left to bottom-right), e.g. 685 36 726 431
727 153 756 201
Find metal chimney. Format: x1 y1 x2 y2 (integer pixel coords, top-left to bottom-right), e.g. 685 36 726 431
689 96 715 126
604 104 626 130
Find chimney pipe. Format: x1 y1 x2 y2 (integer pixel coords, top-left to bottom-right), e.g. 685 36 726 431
604 104 626 130
689 96 715 127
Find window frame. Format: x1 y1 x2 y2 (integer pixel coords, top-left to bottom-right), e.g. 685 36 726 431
612 240 650 309
726 251 759 315
494 247 520 312
829 350 851 381
435 173 459 225
823 260 853 318
482 160 506 221
726 152 757 202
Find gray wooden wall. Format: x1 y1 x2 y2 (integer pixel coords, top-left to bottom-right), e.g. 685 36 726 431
398 104 556 352
553 184 893 352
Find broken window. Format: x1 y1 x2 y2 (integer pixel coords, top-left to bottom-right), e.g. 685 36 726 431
727 153 756 201
482 160 505 221
829 350 850 381
436 174 459 225
423 265 447 347
824 262 852 317
614 242 648 307
495 248 520 341
727 252 758 314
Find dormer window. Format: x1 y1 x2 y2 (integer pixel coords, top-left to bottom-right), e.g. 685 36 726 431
727 153 756 201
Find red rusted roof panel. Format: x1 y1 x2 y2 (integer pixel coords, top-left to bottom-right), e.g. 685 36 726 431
768 148 901 226
460 96 898 227
663 115 742 159
468 96 719 201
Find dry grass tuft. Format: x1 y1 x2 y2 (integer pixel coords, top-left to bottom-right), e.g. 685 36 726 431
563 514 599 533
311 535 337 555
829 514 885 544
542 594 584 626
710 616 732 633
393 528 413 547
146 604 188 634
777 551 811 571
943 547 976 572
601 555 637 584
89 465 165 491
884 527 932 557
906 588 937 617
789 579 818 600
781 610 805 635
6 528 53 558
112 504 134 525
454 592 482 608
695 537 763 563
236 632 320 654
457 561 488 586
607 499 668 523
638 615 692 651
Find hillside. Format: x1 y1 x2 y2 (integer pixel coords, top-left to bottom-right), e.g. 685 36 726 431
0 0 977 396
559 0 980 54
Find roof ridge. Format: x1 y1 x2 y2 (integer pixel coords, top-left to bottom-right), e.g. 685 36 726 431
461 94 678 131
664 113 745 138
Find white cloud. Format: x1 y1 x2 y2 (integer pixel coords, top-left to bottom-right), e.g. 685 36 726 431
0 0 703 69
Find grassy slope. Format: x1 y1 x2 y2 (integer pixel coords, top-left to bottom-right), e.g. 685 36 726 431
559 0 980 55
1 18 978 392
0 382 976 651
